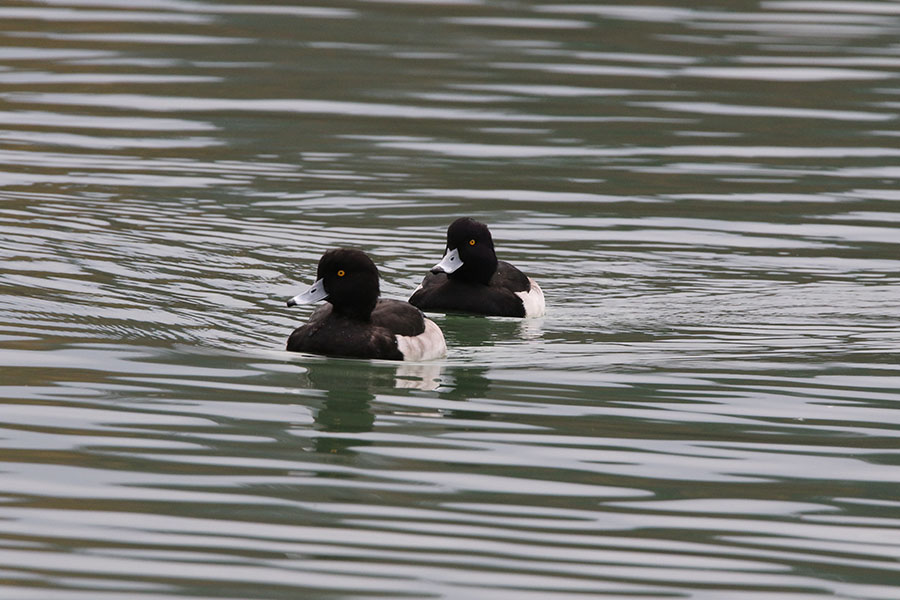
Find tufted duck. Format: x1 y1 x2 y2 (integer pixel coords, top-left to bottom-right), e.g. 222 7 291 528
409 218 545 318
287 249 446 361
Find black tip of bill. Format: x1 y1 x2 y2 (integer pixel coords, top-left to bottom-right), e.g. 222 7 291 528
286 298 297 307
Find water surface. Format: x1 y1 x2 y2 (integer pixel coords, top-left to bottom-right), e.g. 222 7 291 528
1 1 899 599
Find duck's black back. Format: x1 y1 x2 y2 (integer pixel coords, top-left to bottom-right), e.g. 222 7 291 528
286 302 405 360
371 298 427 336
491 260 530 293
409 262 528 317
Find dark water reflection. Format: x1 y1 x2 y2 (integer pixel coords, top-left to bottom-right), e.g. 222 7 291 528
1 0 900 598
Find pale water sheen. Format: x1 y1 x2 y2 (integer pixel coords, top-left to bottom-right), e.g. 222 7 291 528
1 1 899 599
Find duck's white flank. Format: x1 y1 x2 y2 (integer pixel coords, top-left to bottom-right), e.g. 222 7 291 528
396 318 446 361
515 277 545 318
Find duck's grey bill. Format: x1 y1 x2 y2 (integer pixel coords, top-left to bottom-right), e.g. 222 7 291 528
286 278 328 307
432 248 463 274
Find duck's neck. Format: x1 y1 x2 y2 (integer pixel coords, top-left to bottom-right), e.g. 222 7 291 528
331 298 377 321
450 255 497 286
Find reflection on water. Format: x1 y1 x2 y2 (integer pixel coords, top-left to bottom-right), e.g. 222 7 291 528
1 0 900 598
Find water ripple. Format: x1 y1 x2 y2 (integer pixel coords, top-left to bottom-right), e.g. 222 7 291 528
1 0 899 598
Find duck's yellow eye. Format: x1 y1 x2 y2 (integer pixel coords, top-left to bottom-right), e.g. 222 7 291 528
337 269 345 277
468 239 476 246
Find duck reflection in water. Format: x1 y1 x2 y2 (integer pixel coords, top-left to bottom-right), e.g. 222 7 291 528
296 358 444 454
292 356 507 453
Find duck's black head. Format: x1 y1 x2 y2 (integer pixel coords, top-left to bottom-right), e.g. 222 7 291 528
290 248 380 319
432 217 498 285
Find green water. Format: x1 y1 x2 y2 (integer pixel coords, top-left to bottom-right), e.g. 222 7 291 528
1 1 899 598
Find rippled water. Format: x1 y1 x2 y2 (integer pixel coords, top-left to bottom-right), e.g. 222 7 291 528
2 1 900 598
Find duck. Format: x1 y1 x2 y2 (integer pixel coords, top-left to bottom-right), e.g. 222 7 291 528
286 248 446 361
409 217 545 318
